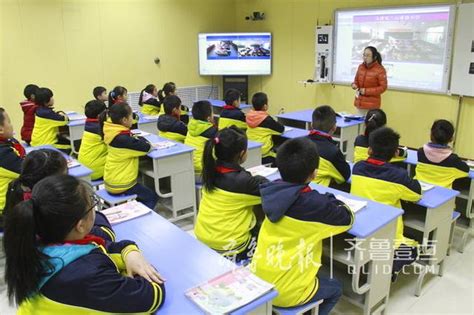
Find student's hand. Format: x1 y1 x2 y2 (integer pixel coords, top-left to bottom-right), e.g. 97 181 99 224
124 250 166 284
351 83 358 90
359 88 365 95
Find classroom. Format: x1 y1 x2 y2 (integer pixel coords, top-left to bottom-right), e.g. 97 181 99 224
0 0 473 314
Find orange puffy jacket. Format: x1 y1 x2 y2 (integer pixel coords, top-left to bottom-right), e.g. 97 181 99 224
353 61 387 110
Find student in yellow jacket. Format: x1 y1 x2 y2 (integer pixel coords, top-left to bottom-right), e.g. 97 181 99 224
219 88 247 130
184 101 218 180
308 106 350 187
194 126 269 262
251 137 354 314
351 127 421 277
30 88 71 154
353 109 406 164
4 175 165 314
78 100 108 181
246 92 284 166
157 95 188 143
0 108 25 227
139 84 161 116
156 82 190 123
416 119 469 189
101 102 158 210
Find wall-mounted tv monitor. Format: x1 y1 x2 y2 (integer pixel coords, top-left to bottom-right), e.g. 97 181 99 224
198 32 272 75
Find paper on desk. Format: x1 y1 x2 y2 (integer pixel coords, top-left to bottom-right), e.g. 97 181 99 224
335 194 367 213
67 114 87 121
419 181 435 192
284 126 294 132
131 130 150 137
143 115 160 120
151 141 177 150
67 159 81 169
102 200 151 225
185 266 274 315
466 160 474 169
246 165 278 177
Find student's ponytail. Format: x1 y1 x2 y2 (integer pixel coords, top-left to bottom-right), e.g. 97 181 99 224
364 109 387 137
108 86 128 107
158 82 176 103
138 84 156 106
202 126 247 192
98 108 109 139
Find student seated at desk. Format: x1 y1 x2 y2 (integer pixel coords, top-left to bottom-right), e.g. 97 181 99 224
416 119 469 189
93 86 108 103
139 84 161 116
78 100 108 181
5 149 115 242
184 100 217 180
308 105 350 187
251 137 354 314
354 109 406 164
157 95 188 143
194 126 268 262
20 84 39 145
219 88 247 130
0 108 25 229
108 86 128 107
30 88 71 154
4 175 165 314
158 82 190 123
101 102 158 210
351 127 420 278
246 92 284 166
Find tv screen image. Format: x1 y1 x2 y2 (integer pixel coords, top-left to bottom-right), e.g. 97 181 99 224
199 33 272 75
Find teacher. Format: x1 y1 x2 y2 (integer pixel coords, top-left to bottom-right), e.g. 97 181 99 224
351 46 387 115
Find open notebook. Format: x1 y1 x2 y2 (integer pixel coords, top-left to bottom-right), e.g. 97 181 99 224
246 165 278 177
185 267 274 314
419 181 435 192
335 195 367 213
102 201 151 225
67 159 81 169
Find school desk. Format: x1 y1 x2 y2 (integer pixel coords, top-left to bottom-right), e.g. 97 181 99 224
206 99 252 115
276 109 364 161
137 131 196 223
243 141 263 169
114 210 278 314
25 145 92 182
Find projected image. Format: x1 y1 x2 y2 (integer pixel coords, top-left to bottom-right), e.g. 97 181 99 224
351 12 448 63
206 35 271 60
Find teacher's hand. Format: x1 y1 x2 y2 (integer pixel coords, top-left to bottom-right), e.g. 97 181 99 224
359 88 365 95
351 83 358 90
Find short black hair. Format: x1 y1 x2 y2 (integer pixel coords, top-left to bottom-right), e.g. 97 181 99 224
276 137 319 184
431 119 454 145
23 84 39 100
252 92 268 110
0 108 5 126
93 86 106 99
312 105 336 132
163 95 182 115
35 88 53 107
224 89 241 106
369 127 400 161
192 101 212 121
85 100 107 119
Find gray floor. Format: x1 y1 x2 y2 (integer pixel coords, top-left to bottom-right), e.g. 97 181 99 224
0 229 472 314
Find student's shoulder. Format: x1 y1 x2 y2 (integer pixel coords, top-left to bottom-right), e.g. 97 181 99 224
354 134 368 147
201 125 218 138
218 170 268 195
110 133 149 150
36 107 65 121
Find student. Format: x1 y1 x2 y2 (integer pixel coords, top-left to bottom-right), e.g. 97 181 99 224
353 109 405 164
108 86 128 107
157 95 188 143
194 126 268 262
30 87 71 154
351 127 420 277
218 88 247 130
158 82 189 123
139 84 161 116
251 137 353 314
78 100 108 181
184 100 217 179
416 119 469 188
20 84 39 144
4 174 165 313
5 148 115 242
246 92 284 166
101 102 158 210
308 105 350 186
93 86 108 103
0 108 25 228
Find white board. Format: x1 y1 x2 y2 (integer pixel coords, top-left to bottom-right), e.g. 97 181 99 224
450 3 474 97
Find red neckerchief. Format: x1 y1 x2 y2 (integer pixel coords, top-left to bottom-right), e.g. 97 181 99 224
62 234 106 247
216 165 239 174
119 130 132 136
86 118 99 123
0 137 26 158
223 105 236 110
23 191 32 200
300 186 312 193
309 129 333 141
366 158 386 166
